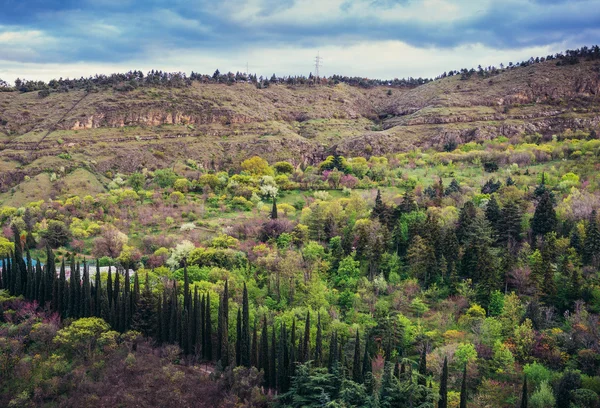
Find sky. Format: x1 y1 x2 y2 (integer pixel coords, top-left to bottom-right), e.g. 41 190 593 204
0 0 599 83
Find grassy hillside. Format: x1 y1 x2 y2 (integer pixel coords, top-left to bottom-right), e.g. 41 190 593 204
1 58 599 205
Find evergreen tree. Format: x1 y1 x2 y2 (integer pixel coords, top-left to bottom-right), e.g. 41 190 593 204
217 281 229 367
260 316 270 387
236 308 242 366
107 266 113 309
205 292 213 360
361 335 371 384
499 201 523 249
328 331 338 371
302 310 311 362
241 282 251 367
520 376 528 408
457 201 477 244
439 356 448 408
289 319 297 377
271 196 278 219
58 259 67 316
82 261 91 317
531 191 557 238
352 330 362 383
278 323 289 393
251 322 258 368
315 312 323 366
485 195 501 239
418 346 427 386
460 365 467 408
94 262 102 316
583 210 600 266
270 325 277 389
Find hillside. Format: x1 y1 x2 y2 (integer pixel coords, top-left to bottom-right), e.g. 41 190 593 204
1 58 600 205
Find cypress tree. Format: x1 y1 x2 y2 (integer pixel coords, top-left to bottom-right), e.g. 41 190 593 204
182 309 190 354
278 323 289 393
241 282 251 367
82 261 91 317
113 270 120 310
271 196 278 219
58 259 67 316
94 263 102 317
0 258 5 290
236 308 242 366
132 271 140 316
183 261 190 311
418 345 427 386
107 266 113 309
352 330 362 383
289 319 296 377
302 310 310 362
251 322 258 368
34 260 42 304
460 365 467 408
12 227 25 296
361 335 371 383
269 325 277 389
205 292 213 360
439 356 448 408
45 246 55 305
260 316 270 387
192 286 199 351
199 294 205 357
315 312 323 366
124 269 131 330
520 376 528 408
217 281 229 367
531 191 557 238
328 331 338 371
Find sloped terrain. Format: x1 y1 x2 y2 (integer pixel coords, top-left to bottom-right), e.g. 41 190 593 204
1 58 600 203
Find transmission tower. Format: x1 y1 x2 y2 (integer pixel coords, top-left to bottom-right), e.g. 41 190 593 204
314 52 323 78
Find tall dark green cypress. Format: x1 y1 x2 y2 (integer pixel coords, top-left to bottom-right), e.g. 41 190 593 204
12 226 26 296
439 356 448 408
278 323 289 393
113 269 120 310
361 335 371 383
460 365 467 408
217 281 229 367
45 246 55 305
183 262 190 311
269 324 277 390
241 282 251 367
289 319 296 377
199 294 205 357
205 292 213 360
302 311 310 362
58 259 67 316
34 260 42 304
251 322 258 368
271 196 278 219
82 261 91 317
352 330 362 383
520 376 528 408
236 308 242 366
94 263 102 317
328 331 338 371
260 316 270 387
182 309 190 355
107 266 113 309
192 286 199 352
315 312 323 366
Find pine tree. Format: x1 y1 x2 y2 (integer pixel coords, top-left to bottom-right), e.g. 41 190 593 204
520 376 528 408
302 310 310 362
485 195 501 240
439 356 448 408
241 282 251 367
531 191 557 237
460 365 467 408
583 210 600 266
352 330 362 383
457 201 477 244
